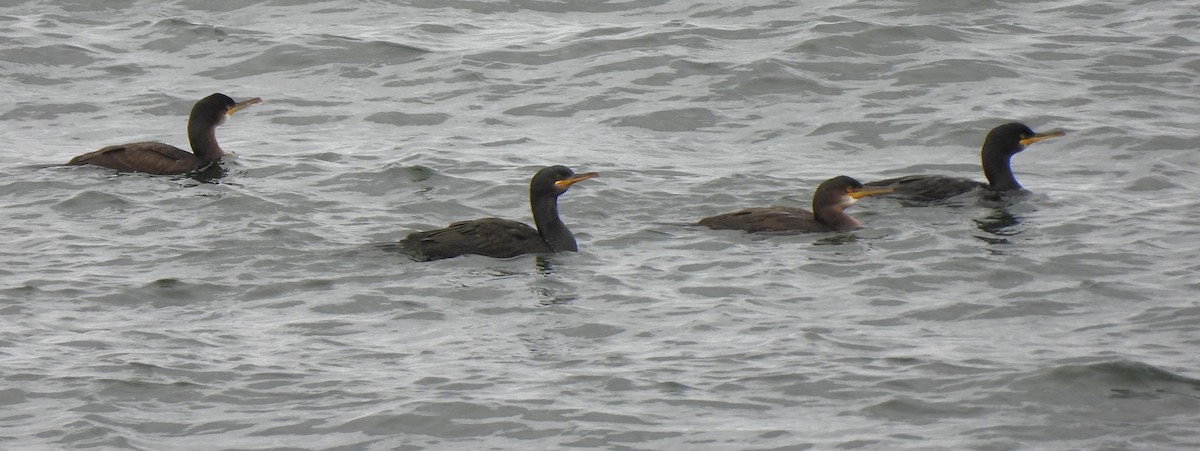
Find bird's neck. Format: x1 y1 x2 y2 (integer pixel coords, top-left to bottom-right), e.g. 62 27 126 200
187 120 225 162
814 207 860 232
982 149 1021 191
531 194 577 252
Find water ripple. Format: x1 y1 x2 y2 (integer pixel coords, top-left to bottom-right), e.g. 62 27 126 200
1 0 1199 449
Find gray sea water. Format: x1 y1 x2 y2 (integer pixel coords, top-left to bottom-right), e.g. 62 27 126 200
2 0 1199 449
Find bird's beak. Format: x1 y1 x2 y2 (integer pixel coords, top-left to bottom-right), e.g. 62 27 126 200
555 172 599 189
849 186 893 199
1019 130 1065 146
228 97 263 116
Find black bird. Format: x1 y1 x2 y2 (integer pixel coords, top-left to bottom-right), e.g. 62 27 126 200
864 122 1065 201
67 93 261 175
699 175 892 233
399 165 598 260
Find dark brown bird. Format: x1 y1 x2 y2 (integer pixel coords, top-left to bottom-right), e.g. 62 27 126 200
66 93 261 175
864 122 1065 201
399 165 598 261
699 175 892 233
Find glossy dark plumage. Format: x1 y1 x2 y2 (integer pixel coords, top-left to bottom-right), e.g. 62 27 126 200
699 175 892 233
864 122 1065 202
67 93 261 175
399 165 598 261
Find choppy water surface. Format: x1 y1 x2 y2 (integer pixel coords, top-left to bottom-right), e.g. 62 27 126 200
2 0 1200 449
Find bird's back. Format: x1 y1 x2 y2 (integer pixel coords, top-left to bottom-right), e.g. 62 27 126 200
68 142 206 175
863 175 985 202
399 218 552 260
699 206 825 233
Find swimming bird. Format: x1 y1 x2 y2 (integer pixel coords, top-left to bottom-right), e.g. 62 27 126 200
399 165 598 261
66 93 262 175
864 122 1065 201
699 175 892 233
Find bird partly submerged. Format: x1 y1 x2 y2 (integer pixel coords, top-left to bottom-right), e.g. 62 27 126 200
398 165 598 261
864 122 1065 202
699 175 892 233
66 93 262 175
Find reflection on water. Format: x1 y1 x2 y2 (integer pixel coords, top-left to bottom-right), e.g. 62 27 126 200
974 206 1022 246
188 163 227 183
534 256 578 306
534 286 577 306
814 233 858 246
535 255 556 274
973 190 1037 246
